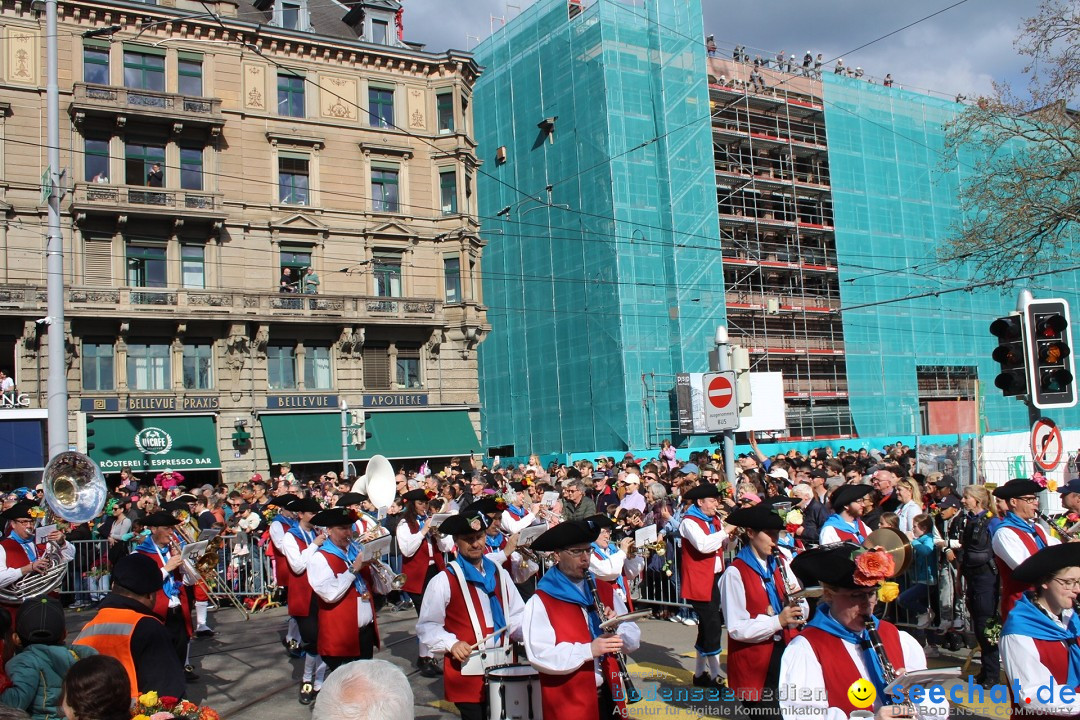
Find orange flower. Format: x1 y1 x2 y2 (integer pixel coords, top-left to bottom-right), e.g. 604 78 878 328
853 549 895 586
198 709 220 720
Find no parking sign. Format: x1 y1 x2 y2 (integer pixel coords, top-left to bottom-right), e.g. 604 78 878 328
1031 417 1064 472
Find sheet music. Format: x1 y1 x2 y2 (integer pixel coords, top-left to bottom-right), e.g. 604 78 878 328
361 534 391 562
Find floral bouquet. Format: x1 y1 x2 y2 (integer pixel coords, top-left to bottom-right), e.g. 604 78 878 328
983 618 1002 647
261 505 280 523
782 508 803 535
132 691 219 720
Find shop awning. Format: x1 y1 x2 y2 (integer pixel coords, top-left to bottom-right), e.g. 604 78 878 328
260 410 481 465
88 415 221 472
0 418 46 472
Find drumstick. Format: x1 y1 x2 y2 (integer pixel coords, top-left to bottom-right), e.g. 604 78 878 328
468 627 509 652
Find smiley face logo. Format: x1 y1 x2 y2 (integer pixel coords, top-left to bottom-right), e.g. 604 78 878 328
847 679 876 709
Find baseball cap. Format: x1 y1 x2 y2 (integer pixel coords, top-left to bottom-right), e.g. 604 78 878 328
16 598 65 645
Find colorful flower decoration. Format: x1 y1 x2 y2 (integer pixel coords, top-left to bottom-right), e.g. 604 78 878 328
29 507 46 520
133 692 218 720
425 490 437 501
493 496 508 512
877 581 900 603
851 547 895 586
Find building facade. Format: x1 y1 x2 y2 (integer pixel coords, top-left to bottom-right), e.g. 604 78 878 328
474 0 1080 456
0 0 487 484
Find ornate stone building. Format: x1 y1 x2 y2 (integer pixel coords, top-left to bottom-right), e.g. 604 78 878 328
0 0 487 484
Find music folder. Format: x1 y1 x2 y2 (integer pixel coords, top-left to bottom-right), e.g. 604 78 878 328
360 534 391 562
634 525 657 546
428 513 454 529
516 523 548 548
180 541 208 564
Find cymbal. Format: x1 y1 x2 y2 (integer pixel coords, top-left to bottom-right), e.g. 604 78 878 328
862 526 912 577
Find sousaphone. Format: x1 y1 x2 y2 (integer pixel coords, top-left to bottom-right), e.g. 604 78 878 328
862 526 912 577
352 454 396 509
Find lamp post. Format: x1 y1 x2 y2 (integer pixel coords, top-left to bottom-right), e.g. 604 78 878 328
45 0 67 457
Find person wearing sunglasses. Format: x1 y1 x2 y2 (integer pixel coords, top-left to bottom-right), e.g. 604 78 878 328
992 477 1060 620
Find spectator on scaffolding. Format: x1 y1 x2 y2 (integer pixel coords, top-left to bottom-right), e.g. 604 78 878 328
802 51 812 72
775 50 785 70
854 67 864 79
883 73 894 87
814 53 823 77
834 58 845 74
732 45 742 62
749 67 765 93
706 34 716 57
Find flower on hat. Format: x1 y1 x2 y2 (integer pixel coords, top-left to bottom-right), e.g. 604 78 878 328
29 506 46 519
493 496 508 512
425 490 437 501
878 581 899 603
852 547 895 586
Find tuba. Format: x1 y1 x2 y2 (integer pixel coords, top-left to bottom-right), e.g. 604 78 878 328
353 454 396 509
0 451 107 603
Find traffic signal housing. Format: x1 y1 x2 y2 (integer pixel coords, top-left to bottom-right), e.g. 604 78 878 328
1024 298 1076 409
990 314 1027 397
348 409 369 449
75 412 96 453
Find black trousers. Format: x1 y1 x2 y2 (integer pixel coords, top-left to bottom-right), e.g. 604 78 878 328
456 702 485 720
964 567 1001 682
321 623 377 672
295 594 320 655
164 606 190 663
689 579 724 655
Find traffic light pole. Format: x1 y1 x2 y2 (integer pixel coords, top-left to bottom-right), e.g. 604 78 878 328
712 326 737 487
341 401 350 480
45 0 68 458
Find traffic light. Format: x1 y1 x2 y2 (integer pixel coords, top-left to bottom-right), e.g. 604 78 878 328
1024 298 1076 409
76 412 95 452
231 419 251 451
348 410 368 449
990 314 1027 397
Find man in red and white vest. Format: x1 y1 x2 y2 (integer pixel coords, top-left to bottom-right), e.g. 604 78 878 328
993 478 1060 620
1000 543 1080 718
779 542 948 720
0 500 74 620
524 519 641 720
720 502 806 717
417 505 525 720
280 496 327 705
307 506 380 673
818 484 873 545
264 493 301 655
678 483 730 688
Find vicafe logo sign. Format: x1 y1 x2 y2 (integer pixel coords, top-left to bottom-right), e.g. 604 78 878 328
134 427 173 455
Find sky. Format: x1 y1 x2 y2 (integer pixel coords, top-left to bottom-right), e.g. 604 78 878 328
399 0 1035 101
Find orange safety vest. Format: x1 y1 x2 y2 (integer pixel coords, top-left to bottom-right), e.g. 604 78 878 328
74 607 144 697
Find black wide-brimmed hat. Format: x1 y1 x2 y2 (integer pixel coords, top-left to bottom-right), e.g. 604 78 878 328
267 493 300 508
683 484 720 501
311 507 354 528
287 497 322 514
401 489 432 503
727 503 785 531
0 501 37 521
993 478 1044 499
830 484 874 511
461 497 502 517
440 511 491 536
530 520 601 552
142 511 180 527
790 542 867 589
584 514 616 531
1012 543 1080 585
336 492 368 507
111 552 165 595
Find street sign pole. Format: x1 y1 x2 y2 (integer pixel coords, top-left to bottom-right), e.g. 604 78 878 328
712 327 737 486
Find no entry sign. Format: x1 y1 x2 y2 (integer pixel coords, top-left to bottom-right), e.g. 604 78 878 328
1031 417 1064 472
702 371 739 432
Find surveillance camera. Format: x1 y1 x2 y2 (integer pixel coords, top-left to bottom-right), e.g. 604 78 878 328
35 317 53 326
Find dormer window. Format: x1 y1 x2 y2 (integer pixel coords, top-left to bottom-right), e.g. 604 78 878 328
371 19 389 44
274 0 309 30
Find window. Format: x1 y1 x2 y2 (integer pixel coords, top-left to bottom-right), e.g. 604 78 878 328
437 92 454 133
304 345 332 389
281 2 301 29
279 249 311 291
178 56 202 96
82 342 114 391
182 343 213 390
123 50 165 92
373 252 402 297
84 136 110 183
279 155 309 205
371 167 399 212
444 255 461 304
396 346 421 389
267 345 297 389
181 245 205 289
125 141 165 186
180 146 203 191
83 45 109 84
368 87 394 128
372 19 389 45
439 170 457 215
126 243 167 287
127 343 170 391
278 72 305 118
362 344 390 390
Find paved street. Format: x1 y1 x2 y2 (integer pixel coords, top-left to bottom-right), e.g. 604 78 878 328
64 604 1009 719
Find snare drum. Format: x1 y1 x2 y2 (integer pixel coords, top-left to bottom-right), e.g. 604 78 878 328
486 664 542 720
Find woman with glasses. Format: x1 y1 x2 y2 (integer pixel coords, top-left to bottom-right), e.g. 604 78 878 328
1000 544 1080 714
992 478 1059 620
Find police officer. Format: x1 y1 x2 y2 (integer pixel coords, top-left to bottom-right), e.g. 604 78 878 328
957 484 999 686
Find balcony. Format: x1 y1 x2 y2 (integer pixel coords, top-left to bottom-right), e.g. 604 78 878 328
70 183 227 225
61 286 446 326
724 291 840 314
70 83 225 134
739 335 845 356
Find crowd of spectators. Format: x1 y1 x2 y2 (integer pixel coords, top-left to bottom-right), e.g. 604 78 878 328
705 35 894 90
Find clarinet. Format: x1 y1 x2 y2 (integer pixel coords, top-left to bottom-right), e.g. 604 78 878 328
1038 512 1078 541
585 571 641 704
863 615 916 714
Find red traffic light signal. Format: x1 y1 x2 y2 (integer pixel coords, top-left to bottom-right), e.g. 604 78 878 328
1024 299 1076 409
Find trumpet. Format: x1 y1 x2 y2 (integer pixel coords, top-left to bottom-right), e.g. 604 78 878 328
371 559 407 592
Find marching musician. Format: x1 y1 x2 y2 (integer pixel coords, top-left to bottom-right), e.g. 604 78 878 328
0 501 74 619
280 497 327 705
678 483 730 688
1000 543 1080 717
587 515 634 611
502 482 536 534
992 477 1059 620
133 511 199 682
336 492 383 539
523 520 641 720
307 506 380 673
416 507 526 720
779 543 948 720
720 503 806 717
164 500 214 642
818 485 873 544
395 488 454 678
264 493 302 656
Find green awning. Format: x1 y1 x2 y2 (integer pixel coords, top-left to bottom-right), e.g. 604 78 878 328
260 410 480 465
88 415 221 472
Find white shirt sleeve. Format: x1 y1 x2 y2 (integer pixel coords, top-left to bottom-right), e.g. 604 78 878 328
623 555 645 581
415 571 458 654
485 549 507 566
307 551 354 604
679 517 728 554
818 525 841 546
1002 631 1078 715
57 540 76 563
501 510 536 535
0 545 21 588
993 524 1062 569
437 532 455 554
396 520 426 558
269 521 287 550
589 548 626 582
720 564 782 643
282 533 319 575
509 552 539 583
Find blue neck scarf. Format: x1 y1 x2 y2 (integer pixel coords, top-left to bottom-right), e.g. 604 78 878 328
822 514 865 543
449 558 507 637
736 546 782 614
1003 593 1080 688
134 535 182 600
320 541 369 595
536 566 603 638
486 532 504 550
12 534 37 561
591 542 628 596
415 514 428 532
686 505 721 533
997 512 1047 549
506 504 527 520
806 603 890 705
288 525 316 545
276 514 298 531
